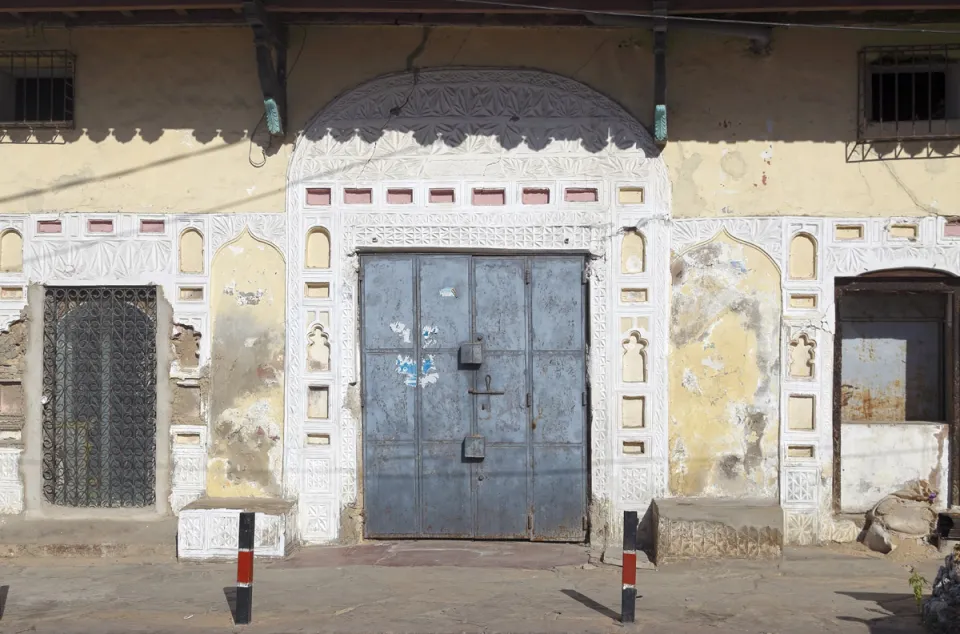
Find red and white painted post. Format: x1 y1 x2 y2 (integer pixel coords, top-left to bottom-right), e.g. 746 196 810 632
621 510 639 623
235 512 255 625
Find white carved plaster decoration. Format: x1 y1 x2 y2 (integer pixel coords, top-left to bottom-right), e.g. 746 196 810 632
177 509 288 560
0 448 22 514
287 68 671 544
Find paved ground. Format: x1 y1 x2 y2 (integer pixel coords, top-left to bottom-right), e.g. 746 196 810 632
0 541 947 634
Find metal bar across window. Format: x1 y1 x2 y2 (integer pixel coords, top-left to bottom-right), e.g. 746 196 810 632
0 50 75 128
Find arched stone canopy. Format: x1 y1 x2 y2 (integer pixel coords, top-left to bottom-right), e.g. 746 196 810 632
285 68 672 543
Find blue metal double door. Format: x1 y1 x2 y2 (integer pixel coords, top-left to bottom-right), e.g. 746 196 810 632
361 254 587 541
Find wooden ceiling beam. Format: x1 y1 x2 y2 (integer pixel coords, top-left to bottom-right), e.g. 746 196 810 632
3 1 960 13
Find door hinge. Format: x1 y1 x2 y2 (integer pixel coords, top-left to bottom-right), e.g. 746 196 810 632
582 515 588 531
524 262 531 285
581 268 588 284
526 392 532 408
527 513 533 532
947 297 954 327
582 391 587 406
358 268 364 282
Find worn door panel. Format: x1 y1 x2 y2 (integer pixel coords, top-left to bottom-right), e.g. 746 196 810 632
363 352 416 442
533 445 586 541
474 257 530 538
532 353 586 445
421 441 473 536
475 353 527 444
362 256 416 350
419 256 471 350
476 446 529 538
840 321 944 423
364 442 418 536
474 258 527 351
362 255 419 537
420 351 471 441
531 258 584 351
530 257 587 541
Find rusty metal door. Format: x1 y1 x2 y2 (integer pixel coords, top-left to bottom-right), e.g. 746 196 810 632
361 255 587 540
42 287 157 507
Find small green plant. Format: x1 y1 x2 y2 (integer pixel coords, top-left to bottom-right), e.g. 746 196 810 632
908 567 928 613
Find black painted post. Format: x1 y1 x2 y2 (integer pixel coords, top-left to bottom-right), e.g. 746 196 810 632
235 511 255 625
621 510 639 623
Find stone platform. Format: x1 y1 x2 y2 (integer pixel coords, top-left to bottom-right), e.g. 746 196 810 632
652 498 783 563
176 497 297 561
0 517 177 559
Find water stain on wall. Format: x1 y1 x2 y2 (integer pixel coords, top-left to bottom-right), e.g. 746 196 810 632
207 230 285 498
668 232 781 499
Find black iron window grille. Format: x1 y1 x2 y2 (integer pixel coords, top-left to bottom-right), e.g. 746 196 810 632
42 287 157 508
858 44 960 143
0 50 75 128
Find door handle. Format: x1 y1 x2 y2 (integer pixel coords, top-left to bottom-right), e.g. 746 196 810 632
468 374 505 396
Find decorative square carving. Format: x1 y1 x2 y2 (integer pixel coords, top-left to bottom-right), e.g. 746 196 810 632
784 468 818 506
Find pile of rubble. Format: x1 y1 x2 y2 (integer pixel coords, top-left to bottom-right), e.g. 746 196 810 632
923 551 960 633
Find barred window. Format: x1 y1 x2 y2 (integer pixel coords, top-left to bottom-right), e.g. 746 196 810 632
0 50 75 128
858 45 960 142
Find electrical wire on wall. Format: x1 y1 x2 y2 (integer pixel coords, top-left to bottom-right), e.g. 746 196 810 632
248 26 308 169
442 0 960 35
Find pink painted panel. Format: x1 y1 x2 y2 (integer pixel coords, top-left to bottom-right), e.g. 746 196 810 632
140 219 165 233
305 188 332 206
387 189 414 205
88 219 114 233
37 220 62 234
472 188 505 206
945 221 960 237
429 189 456 204
522 188 550 205
564 188 598 203
344 189 373 205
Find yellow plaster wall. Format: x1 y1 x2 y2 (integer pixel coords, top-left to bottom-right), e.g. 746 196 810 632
207 230 286 498
0 25 957 217
668 233 782 498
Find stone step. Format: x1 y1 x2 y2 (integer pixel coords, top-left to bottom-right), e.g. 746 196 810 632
0 517 177 559
652 498 783 564
177 497 296 561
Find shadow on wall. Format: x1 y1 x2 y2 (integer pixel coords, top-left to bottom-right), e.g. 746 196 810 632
0 23 957 214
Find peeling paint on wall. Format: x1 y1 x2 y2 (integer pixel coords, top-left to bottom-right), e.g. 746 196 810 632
207 230 285 498
668 232 781 499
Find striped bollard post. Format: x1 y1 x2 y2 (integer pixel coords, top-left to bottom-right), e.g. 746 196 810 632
235 511 255 625
621 510 639 623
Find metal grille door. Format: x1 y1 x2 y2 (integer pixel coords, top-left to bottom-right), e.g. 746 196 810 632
42 287 157 507
361 255 587 540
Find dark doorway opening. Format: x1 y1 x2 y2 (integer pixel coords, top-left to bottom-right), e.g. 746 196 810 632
834 271 959 511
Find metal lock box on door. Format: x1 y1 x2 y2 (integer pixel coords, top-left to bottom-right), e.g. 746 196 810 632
360 254 588 541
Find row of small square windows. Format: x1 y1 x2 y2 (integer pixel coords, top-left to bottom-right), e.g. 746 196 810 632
305 185 646 207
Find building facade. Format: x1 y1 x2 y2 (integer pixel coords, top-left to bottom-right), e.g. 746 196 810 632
0 2 958 558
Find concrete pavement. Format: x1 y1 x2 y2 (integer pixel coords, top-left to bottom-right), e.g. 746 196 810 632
0 541 944 633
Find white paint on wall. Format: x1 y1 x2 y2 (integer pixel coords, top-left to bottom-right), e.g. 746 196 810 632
840 423 949 513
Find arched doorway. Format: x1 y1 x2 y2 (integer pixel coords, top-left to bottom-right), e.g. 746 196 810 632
833 269 958 513
286 69 671 543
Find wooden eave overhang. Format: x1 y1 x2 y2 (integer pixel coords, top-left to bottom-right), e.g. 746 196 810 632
2 1 960 27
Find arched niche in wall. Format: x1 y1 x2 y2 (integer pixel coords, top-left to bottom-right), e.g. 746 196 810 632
179 229 205 274
621 331 648 383
0 229 23 273
305 228 331 270
621 230 646 274
788 233 817 280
